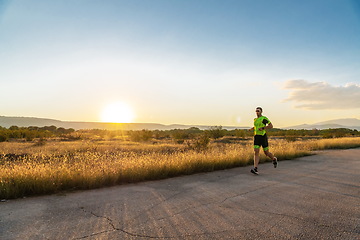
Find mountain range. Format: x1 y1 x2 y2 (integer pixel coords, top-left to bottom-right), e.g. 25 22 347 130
0 116 359 131
284 118 360 131
0 116 245 131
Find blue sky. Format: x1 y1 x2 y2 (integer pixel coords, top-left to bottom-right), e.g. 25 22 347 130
0 0 359 127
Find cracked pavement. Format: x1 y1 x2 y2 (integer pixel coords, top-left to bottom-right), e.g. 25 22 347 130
1 148 359 239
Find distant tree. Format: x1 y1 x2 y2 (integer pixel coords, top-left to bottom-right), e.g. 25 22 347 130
129 129 153 142
9 130 21 138
42 125 57 132
206 126 225 139
170 129 190 143
57 127 67 134
28 126 39 131
9 126 19 131
233 129 246 138
0 132 8 142
153 130 170 140
187 133 210 151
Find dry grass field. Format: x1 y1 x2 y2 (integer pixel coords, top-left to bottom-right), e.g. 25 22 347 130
1 137 360 199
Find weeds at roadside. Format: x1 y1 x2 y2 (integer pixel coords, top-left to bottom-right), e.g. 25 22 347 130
1 137 360 199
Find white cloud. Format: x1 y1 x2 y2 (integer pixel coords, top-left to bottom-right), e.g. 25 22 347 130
284 79 360 110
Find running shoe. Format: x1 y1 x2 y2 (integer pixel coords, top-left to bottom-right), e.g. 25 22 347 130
273 157 278 168
250 167 259 175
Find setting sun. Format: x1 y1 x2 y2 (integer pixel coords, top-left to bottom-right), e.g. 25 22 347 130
101 102 135 123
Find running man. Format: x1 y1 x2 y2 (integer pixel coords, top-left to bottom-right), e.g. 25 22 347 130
249 107 277 175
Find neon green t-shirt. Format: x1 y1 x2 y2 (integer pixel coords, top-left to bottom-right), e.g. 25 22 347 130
254 116 271 136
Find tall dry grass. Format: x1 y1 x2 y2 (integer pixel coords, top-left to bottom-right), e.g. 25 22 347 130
1 137 360 199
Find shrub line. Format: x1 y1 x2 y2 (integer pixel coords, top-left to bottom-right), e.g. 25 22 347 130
1 137 360 199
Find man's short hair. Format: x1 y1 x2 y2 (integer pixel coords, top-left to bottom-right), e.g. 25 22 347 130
256 107 263 111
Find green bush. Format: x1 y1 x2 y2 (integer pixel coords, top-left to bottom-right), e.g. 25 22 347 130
129 130 153 142
186 133 210 151
0 134 8 142
206 126 225 139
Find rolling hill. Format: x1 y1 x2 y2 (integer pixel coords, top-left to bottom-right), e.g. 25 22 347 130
0 116 245 131
1 116 359 131
285 118 360 131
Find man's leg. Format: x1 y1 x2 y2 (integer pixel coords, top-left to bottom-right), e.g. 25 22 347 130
264 149 275 160
252 135 262 174
254 147 260 168
251 147 260 175
264 149 278 168
263 135 276 161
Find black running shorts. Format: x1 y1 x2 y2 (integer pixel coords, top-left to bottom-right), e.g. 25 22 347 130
254 134 269 151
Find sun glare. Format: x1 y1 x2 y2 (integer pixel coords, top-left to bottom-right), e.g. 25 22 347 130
101 102 134 123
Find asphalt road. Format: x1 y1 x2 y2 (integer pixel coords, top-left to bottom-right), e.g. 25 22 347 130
1 148 359 240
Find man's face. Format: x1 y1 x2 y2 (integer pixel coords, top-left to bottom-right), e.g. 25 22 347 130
256 108 262 116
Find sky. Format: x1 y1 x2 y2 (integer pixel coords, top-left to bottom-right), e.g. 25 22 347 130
0 0 359 128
